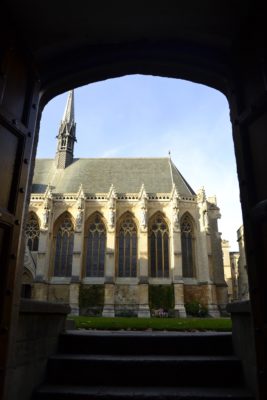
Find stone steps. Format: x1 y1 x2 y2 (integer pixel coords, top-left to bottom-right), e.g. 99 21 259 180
35 385 253 400
47 354 243 387
58 331 234 356
33 331 254 400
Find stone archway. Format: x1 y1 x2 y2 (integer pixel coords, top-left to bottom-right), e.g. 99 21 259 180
1 2 267 398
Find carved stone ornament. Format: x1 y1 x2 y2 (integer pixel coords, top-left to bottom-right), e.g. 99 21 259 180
107 184 117 228
108 208 115 228
139 184 148 228
42 185 52 230
173 206 180 230
42 206 50 229
140 208 147 228
203 209 210 231
76 184 85 231
197 186 206 203
76 209 83 231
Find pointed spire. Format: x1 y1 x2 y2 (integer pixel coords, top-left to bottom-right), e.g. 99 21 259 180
55 90 76 169
62 90 75 126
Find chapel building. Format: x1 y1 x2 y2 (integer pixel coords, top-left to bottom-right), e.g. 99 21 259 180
23 90 228 317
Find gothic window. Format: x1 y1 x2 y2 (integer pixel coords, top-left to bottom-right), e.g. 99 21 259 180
25 213 40 251
149 213 169 278
181 214 195 277
54 213 74 277
117 213 137 277
85 213 106 277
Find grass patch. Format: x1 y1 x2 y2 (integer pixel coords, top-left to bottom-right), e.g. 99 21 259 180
68 316 232 332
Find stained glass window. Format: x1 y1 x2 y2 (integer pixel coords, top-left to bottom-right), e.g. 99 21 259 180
181 214 195 277
149 213 169 278
54 214 74 277
85 213 106 277
25 213 40 251
117 213 137 277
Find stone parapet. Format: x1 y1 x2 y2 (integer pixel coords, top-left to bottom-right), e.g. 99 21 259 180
227 301 257 397
7 300 70 400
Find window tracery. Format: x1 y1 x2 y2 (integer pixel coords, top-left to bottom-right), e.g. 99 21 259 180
149 213 169 278
54 214 74 277
117 213 137 277
85 213 106 277
181 214 195 277
25 213 40 251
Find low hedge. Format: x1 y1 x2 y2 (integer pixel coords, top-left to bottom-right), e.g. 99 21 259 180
185 300 208 317
79 285 104 316
149 285 174 315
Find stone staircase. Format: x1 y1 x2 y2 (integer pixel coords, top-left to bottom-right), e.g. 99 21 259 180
33 330 254 400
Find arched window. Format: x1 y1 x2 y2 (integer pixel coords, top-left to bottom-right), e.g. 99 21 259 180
54 213 74 277
181 214 195 278
85 213 106 277
149 213 169 278
117 213 137 277
25 213 40 251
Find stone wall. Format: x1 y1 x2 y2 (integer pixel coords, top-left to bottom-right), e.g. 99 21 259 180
114 284 139 316
6 300 70 400
227 301 257 397
184 284 210 305
48 284 70 303
27 189 226 317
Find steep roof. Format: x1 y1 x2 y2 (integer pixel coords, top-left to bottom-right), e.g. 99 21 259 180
31 157 195 196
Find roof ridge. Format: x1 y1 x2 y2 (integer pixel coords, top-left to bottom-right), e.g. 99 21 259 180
170 159 196 196
33 158 195 197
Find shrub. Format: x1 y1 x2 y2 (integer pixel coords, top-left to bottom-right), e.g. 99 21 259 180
185 300 208 317
198 304 208 317
149 285 174 316
79 285 104 316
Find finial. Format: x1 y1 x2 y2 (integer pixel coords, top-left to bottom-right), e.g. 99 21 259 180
168 150 171 158
139 183 147 200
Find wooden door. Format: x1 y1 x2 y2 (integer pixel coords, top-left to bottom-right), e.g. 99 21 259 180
0 47 39 398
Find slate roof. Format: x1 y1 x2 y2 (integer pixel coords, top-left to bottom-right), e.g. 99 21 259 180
31 158 195 196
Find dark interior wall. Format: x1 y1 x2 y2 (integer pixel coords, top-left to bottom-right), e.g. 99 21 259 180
1 1 267 398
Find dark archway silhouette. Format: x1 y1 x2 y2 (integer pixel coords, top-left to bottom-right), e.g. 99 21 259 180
1 2 267 398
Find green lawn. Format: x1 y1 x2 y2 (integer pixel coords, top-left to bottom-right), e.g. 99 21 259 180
68 316 232 331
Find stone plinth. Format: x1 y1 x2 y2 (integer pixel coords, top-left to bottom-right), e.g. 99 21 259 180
69 283 80 315
174 282 187 318
138 284 150 318
102 283 115 317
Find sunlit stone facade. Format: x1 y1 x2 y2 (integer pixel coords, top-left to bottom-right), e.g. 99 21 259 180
23 91 228 317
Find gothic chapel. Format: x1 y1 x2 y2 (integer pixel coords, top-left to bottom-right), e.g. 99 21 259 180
23 90 227 317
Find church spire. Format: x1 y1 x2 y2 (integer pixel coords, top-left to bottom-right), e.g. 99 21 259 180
55 90 76 169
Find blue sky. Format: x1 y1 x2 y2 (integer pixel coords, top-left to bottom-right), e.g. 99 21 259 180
37 75 243 250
